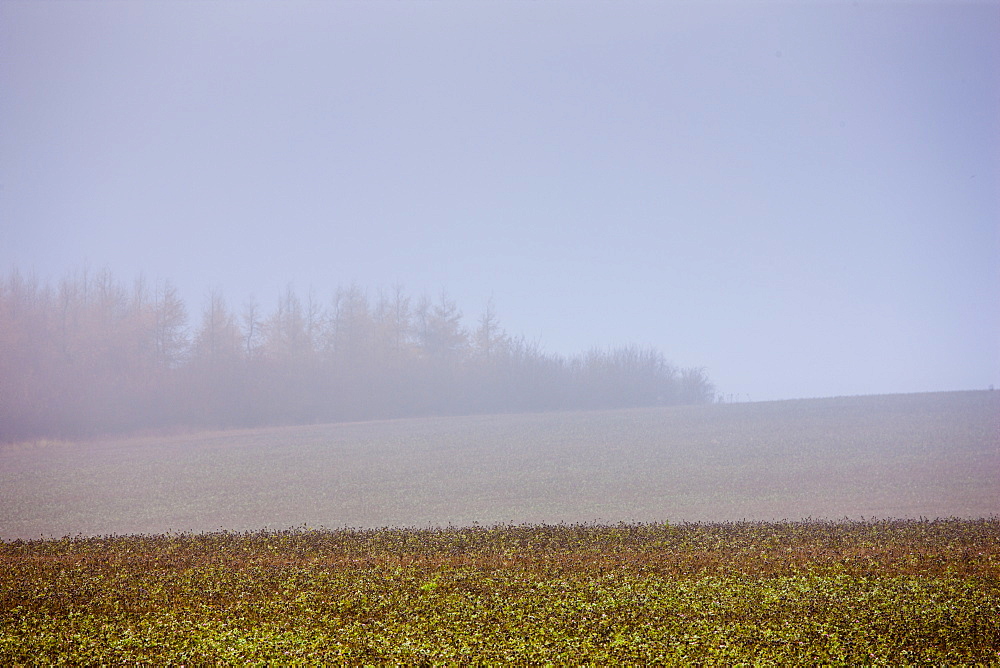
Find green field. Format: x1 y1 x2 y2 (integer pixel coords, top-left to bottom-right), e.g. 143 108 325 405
2 391 997 539
2 520 998 663
2 391 998 663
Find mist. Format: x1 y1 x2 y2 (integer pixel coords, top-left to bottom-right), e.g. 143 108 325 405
1 1 998 403
0 268 715 443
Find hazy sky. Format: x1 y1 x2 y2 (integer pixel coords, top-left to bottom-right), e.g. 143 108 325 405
2 1 997 401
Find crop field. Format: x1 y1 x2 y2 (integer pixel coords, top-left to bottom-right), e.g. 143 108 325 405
2 519 999 663
2 391 998 539
1 390 998 663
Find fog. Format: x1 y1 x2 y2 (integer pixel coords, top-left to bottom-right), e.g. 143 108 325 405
3 392 997 539
0 270 717 443
2 1 998 403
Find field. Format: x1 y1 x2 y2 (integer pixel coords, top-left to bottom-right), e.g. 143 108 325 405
2 520 998 663
2 391 998 538
2 391 999 663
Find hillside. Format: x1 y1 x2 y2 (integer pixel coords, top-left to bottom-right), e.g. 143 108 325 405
2 391 997 540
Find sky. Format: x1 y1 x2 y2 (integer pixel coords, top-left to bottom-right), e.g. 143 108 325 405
1 0 997 402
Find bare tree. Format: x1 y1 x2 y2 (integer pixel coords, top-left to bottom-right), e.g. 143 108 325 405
152 281 188 369
240 297 263 360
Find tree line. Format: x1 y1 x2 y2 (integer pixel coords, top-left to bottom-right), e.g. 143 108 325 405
0 268 715 443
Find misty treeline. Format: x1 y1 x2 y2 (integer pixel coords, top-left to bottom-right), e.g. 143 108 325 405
0 268 715 443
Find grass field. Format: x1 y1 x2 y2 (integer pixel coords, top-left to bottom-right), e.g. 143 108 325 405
2 391 997 539
2 391 998 663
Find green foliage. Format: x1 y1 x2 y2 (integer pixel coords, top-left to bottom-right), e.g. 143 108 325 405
2 519 998 664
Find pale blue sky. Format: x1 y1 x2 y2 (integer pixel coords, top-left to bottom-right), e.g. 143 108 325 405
2 1 997 401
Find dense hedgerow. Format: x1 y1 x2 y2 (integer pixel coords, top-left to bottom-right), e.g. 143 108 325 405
2 519 998 664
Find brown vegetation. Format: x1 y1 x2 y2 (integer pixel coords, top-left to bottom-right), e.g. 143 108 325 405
2 520 998 663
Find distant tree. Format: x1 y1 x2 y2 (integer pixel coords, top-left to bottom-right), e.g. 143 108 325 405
0 266 717 442
0 269 49 441
240 297 263 361
304 287 325 358
186 290 245 426
566 345 685 410
679 367 715 404
262 286 310 362
257 286 323 424
411 291 468 413
416 291 467 360
497 334 564 412
318 284 377 420
373 284 413 363
327 283 372 364
151 281 188 369
472 297 508 363
191 290 241 366
368 285 417 417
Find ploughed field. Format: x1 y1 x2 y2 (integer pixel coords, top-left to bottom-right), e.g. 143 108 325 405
1 391 997 538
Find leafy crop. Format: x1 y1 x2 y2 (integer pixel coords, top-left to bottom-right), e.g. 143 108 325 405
2 518 998 664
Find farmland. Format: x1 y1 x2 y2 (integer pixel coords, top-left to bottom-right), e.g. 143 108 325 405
1 390 998 663
2 520 998 663
1 390 997 539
